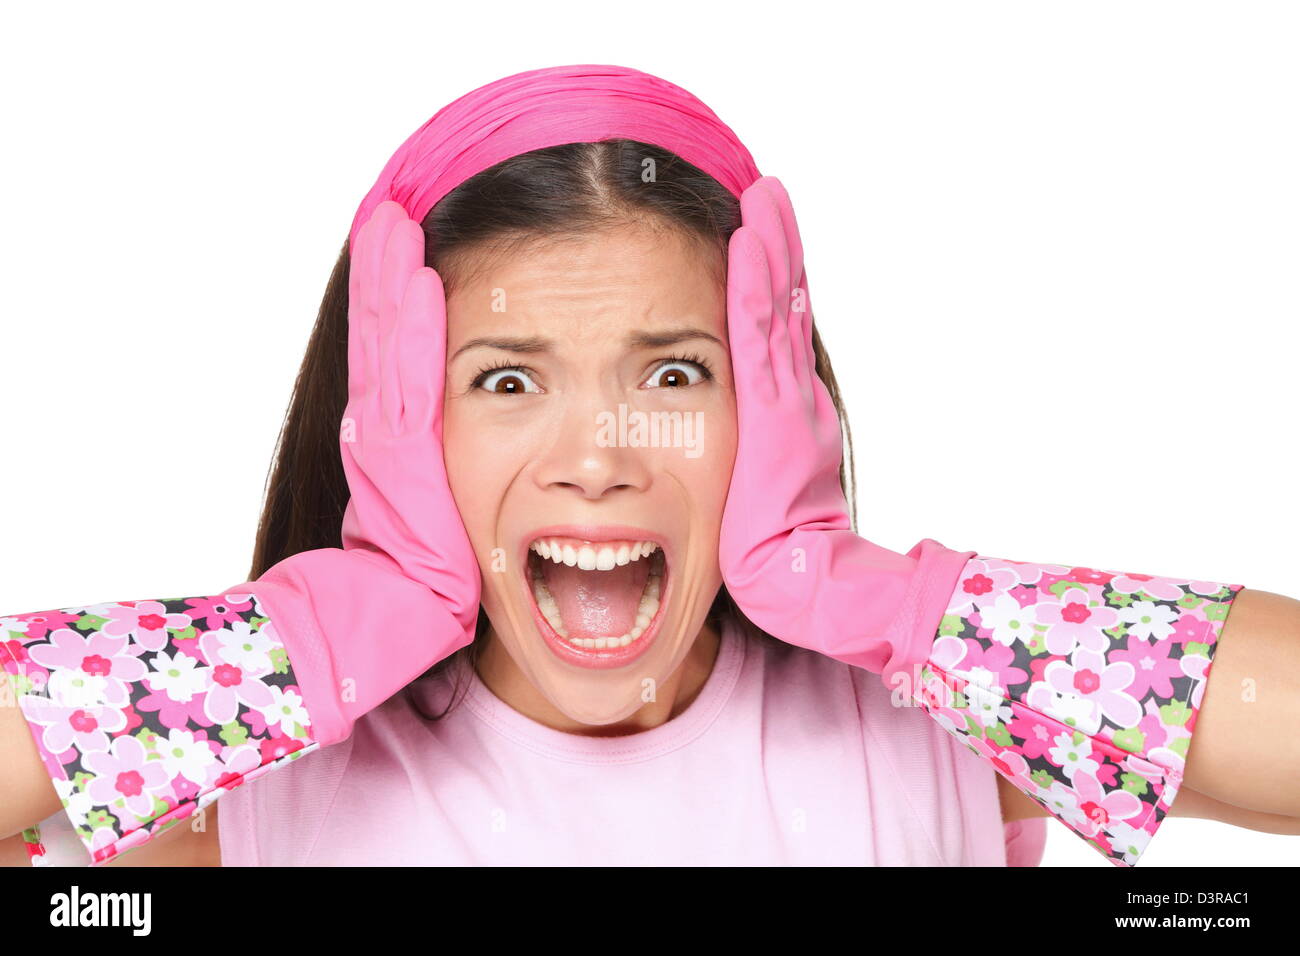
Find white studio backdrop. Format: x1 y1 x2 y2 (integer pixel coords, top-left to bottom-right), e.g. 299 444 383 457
1 1 1295 867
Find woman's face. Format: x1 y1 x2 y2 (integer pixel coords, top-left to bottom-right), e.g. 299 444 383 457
442 221 737 726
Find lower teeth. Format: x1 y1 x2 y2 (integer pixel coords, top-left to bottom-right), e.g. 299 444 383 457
530 560 663 649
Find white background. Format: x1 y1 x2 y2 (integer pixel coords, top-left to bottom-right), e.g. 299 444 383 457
1 1 1296 866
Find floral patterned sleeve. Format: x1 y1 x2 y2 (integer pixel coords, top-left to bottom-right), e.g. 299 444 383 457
0 589 323 866
908 554 1244 866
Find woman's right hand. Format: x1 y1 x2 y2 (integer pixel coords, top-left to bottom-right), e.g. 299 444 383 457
337 201 480 629
246 199 481 748
2 200 482 866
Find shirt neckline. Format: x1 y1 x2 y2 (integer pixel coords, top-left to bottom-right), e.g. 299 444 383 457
450 615 746 765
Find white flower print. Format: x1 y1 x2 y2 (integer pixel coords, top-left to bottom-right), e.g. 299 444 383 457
259 685 311 737
157 728 218 786
976 592 1038 647
145 650 208 702
1114 600 1180 642
1047 730 1102 780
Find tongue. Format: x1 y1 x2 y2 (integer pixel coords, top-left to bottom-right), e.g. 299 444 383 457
540 557 649 640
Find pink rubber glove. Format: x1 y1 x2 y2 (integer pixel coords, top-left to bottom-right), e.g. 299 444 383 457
232 200 480 747
719 177 974 690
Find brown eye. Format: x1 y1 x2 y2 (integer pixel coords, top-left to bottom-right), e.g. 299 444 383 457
475 367 542 394
643 360 708 389
658 368 690 387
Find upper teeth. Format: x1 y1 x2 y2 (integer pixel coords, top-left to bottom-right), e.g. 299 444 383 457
529 539 659 570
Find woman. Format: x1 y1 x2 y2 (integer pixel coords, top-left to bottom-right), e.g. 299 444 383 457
2 65 1297 867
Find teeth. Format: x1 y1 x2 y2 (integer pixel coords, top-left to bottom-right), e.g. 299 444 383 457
528 538 660 570
528 543 665 650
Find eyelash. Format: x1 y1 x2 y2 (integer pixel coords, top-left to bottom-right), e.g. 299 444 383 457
469 353 715 393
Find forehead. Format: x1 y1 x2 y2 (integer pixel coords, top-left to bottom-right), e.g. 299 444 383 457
443 223 726 342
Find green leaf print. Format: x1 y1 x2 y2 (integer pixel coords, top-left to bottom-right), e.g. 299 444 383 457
1159 699 1193 728
1112 727 1146 754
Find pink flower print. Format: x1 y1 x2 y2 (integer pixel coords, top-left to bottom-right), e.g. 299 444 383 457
964 733 1039 792
950 559 1020 615
184 593 253 632
1136 708 1170 752
144 649 208 702
1170 613 1213 647
1006 709 1056 759
974 592 1039 647
1026 679 1104 736
134 681 217 731
30 701 130 757
980 556 1070 588
83 734 172 818
1114 600 1180 642
1045 649 1142 729
198 629 273 724
1108 631 1184 700
951 639 1027 696
1183 653 1214 711
1070 771 1144 836
1047 730 1102 779
1109 573 1187 603
156 728 219 786
1187 580 1230 597
99 601 193 652
1 637 33 671
213 743 264 791
1063 566 1117 589
27 627 146 709
1034 593 1119 655
259 733 307 764
11 608 81 640
929 634 968 672
259 685 310 738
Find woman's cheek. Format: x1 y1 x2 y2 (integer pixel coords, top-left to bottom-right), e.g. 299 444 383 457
442 406 523 557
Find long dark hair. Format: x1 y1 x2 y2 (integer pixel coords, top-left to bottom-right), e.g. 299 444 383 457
248 139 859 718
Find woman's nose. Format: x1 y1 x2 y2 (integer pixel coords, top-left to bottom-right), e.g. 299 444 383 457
532 393 654 500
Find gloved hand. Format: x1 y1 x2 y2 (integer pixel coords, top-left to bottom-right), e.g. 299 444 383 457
4 200 483 865
234 199 480 747
718 177 973 689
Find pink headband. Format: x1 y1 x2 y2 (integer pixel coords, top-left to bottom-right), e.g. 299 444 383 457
349 64 763 247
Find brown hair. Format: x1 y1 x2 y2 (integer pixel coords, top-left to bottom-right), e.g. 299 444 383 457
248 139 858 717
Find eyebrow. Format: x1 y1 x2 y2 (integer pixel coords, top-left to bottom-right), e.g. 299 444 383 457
450 326 723 361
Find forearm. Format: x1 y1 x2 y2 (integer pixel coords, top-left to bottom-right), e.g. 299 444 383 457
0 687 62 838
1 588 322 866
1181 587 1300 818
903 551 1248 866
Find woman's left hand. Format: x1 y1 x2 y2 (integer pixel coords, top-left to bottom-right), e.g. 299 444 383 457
719 177 969 684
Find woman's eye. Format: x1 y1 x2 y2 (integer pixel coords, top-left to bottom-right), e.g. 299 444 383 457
475 367 542 394
642 360 710 389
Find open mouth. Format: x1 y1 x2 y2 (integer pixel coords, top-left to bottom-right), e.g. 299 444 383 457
524 534 669 665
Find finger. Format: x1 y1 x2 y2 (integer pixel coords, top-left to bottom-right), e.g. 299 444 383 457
760 179 814 396
740 179 794 395
347 201 404 413
395 266 447 434
726 226 778 407
378 217 425 432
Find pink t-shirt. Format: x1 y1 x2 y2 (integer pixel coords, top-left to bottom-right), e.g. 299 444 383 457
218 615 1046 865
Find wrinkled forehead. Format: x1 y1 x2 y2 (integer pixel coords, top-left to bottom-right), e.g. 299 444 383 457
443 225 727 351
